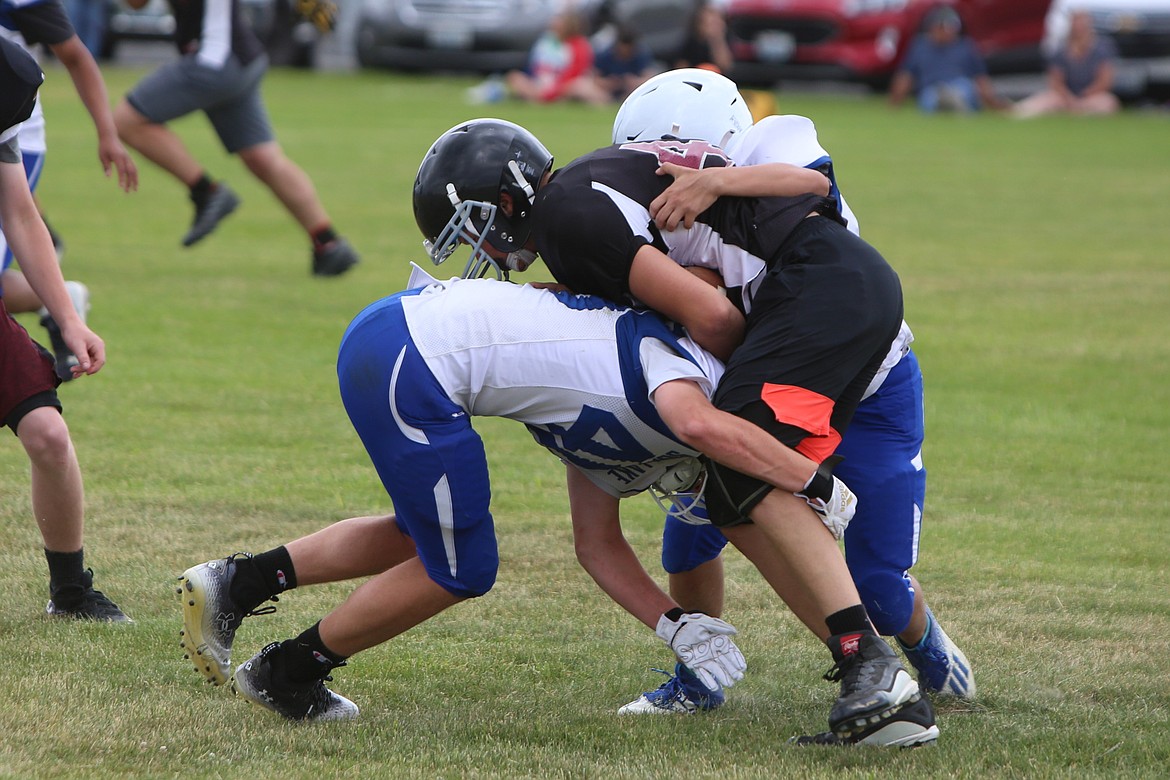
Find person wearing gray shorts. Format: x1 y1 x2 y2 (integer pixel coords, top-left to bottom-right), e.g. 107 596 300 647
112 0 358 277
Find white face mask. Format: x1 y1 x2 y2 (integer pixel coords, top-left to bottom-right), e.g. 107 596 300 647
504 248 537 272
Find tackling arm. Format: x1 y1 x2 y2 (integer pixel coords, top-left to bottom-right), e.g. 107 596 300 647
566 465 677 629
650 161 830 231
652 378 819 492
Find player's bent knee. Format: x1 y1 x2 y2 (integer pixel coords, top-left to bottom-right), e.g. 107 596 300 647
15 407 72 461
855 570 915 636
427 559 498 599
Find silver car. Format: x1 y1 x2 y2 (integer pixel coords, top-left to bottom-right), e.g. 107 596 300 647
354 0 691 72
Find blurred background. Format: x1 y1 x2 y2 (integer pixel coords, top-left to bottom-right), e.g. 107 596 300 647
96 0 1170 105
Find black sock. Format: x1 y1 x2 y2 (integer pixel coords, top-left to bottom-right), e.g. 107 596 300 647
45 548 85 588
229 547 296 612
825 605 875 659
189 174 214 205
311 225 338 249
281 622 347 683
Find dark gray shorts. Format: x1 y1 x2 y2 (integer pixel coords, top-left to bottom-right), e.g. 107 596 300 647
127 53 274 153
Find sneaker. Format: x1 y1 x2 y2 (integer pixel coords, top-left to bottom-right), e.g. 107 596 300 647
897 607 975 698
824 633 928 744
177 553 277 686
232 642 359 722
312 237 359 277
182 183 240 247
618 663 725 714
46 568 132 623
791 697 939 748
38 281 90 382
466 76 505 105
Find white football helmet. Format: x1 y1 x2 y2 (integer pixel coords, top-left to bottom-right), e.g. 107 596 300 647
612 68 753 152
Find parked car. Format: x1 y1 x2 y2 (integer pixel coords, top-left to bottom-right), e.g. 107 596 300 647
101 0 319 67
354 0 691 73
100 0 174 59
1043 0 1170 99
725 0 1052 88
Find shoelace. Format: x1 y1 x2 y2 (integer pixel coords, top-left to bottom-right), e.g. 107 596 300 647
80 588 123 616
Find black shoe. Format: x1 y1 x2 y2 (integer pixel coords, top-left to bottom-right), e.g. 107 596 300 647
182 184 240 247
46 569 132 622
232 642 359 722
825 633 928 744
312 237 359 277
38 281 90 382
792 697 939 748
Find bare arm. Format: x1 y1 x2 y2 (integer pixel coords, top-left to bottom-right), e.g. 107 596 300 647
567 465 677 629
628 244 744 362
652 378 819 492
0 162 104 375
651 162 830 231
1081 60 1115 97
49 36 138 192
888 71 913 107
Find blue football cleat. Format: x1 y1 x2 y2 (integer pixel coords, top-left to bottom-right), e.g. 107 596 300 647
618 663 725 714
898 607 975 699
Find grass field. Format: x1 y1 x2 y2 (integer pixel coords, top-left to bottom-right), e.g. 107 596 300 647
1 64 1168 778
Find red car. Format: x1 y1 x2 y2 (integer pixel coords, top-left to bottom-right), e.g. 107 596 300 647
726 0 1052 88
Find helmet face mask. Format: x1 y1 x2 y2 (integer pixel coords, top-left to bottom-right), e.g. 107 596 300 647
612 68 753 152
414 118 553 280
423 196 503 280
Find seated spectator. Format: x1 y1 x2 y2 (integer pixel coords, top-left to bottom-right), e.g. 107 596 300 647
504 9 594 104
1012 10 1121 118
572 24 656 106
888 7 1007 113
674 1 733 74
596 25 656 102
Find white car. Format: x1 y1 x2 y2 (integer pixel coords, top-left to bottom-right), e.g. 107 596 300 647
1043 0 1170 98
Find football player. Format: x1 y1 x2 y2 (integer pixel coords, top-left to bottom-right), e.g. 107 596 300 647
610 69 975 728
175 269 866 723
412 118 938 747
1 37 128 622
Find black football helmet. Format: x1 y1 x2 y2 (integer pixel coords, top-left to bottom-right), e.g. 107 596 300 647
413 118 553 279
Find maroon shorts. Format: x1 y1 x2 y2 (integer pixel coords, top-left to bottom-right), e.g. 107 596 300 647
1 299 61 433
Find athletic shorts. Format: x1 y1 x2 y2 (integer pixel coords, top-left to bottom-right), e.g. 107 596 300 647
1 298 62 433
126 54 273 154
704 216 904 527
336 289 499 598
662 349 926 635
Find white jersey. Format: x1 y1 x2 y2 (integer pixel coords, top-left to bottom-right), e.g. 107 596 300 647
730 114 912 398
400 276 725 498
728 114 859 236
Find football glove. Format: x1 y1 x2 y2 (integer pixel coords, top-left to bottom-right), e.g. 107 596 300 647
794 455 856 540
655 610 746 691
294 0 337 33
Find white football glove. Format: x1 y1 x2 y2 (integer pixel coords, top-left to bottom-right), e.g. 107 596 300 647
794 456 856 541
655 610 747 691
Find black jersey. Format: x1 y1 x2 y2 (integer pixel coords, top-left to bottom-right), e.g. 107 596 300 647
532 139 839 313
168 0 263 65
1 0 75 47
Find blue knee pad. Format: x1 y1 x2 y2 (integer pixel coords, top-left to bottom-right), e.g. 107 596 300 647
661 512 728 574
853 569 916 636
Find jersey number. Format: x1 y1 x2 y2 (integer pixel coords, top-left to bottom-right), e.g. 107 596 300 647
530 406 652 470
